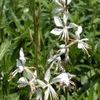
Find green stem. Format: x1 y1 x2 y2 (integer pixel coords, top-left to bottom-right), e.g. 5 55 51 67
66 40 78 48
29 0 41 67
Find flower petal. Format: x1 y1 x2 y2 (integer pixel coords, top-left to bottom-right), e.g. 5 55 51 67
67 0 72 5
54 7 63 14
36 89 42 100
68 23 78 28
44 87 50 100
78 41 90 56
37 79 46 89
54 16 63 27
59 44 65 49
54 0 63 7
51 72 75 86
17 77 28 87
16 59 22 67
75 26 82 38
20 48 24 58
51 73 69 84
61 0 66 5
78 42 83 49
81 38 88 41
59 48 66 54
19 48 26 65
50 28 63 35
47 54 60 64
44 68 51 83
83 42 89 49
63 26 69 40
18 66 24 73
63 11 68 25
23 68 35 80
49 85 58 100
17 77 28 84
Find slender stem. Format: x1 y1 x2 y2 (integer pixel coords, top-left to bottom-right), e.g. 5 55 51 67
34 2 41 67
29 0 41 67
66 40 78 48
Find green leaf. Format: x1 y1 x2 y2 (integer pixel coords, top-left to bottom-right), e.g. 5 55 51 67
93 18 100 24
8 93 19 100
0 40 11 61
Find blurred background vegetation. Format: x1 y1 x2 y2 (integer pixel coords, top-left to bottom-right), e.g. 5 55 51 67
0 0 100 100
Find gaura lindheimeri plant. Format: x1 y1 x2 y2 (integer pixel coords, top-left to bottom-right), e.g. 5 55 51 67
9 0 90 99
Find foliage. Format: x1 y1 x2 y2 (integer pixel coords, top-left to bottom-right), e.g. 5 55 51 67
0 0 100 100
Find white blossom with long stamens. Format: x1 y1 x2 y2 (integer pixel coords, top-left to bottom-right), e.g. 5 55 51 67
75 26 90 56
51 72 75 87
37 68 58 100
50 13 71 41
11 59 24 77
11 48 34 79
17 70 38 99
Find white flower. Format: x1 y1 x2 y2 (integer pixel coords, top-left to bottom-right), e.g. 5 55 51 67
51 72 75 87
47 44 66 64
11 59 24 77
65 23 89 56
17 70 38 99
47 44 70 67
54 0 71 13
10 48 28 78
37 68 58 100
11 59 35 79
51 13 71 41
75 26 90 56
17 77 37 99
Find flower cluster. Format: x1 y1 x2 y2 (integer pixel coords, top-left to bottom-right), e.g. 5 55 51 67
10 48 75 100
50 0 90 61
9 0 90 100
47 0 90 97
